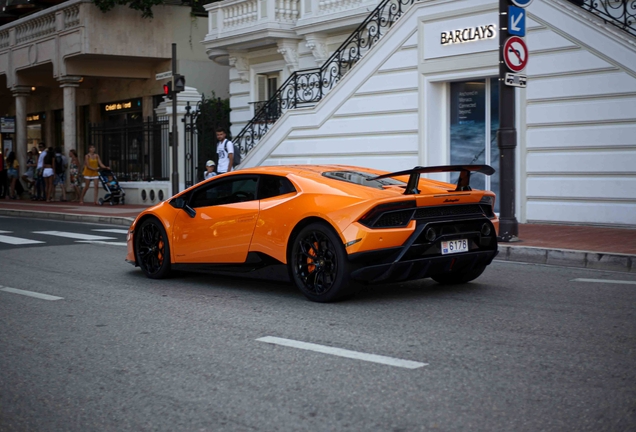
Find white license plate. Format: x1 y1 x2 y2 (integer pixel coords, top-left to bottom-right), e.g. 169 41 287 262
441 239 468 255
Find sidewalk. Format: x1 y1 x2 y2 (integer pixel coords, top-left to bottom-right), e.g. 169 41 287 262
0 199 634 273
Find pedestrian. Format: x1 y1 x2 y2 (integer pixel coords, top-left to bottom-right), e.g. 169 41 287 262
5 151 19 199
53 146 68 202
79 144 109 205
0 149 6 199
35 142 47 201
215 127 234 174
22 150 36 196
42 147 55 202
204 160 217 180
68 149 81 202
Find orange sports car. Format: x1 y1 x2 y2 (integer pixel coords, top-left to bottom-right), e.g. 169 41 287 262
126 164 499 302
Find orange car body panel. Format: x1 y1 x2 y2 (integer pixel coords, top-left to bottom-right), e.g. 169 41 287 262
126 165 499 266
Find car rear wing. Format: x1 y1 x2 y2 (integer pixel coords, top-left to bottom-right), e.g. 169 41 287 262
370 165 495 195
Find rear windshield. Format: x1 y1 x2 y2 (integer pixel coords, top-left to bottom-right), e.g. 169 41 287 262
323 171 406 190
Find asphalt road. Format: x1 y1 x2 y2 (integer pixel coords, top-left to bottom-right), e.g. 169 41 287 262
1 217 635 431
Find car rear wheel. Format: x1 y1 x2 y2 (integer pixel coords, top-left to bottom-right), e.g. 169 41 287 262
431 265 486 285
135 218 171 279
290 222 357 302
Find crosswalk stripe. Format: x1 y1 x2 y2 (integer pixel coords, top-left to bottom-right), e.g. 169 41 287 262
76 241 127 246
0 234 45 245
32 231 116 241
92 229 129 234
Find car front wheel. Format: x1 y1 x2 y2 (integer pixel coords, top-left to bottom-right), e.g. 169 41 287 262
290 222 357 302
135 218 171 279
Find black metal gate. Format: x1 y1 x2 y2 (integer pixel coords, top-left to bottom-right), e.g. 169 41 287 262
89 117 169 181
183 95 230 187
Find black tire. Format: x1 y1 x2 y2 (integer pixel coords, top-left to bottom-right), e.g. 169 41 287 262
289 222 357 302
98 198 104 206
431 265 486 285
135 218 171 279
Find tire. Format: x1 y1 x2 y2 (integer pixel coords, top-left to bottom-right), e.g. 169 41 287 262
289 222 357 302
98 198 104 206
431 265 486 285
135 218 171 279
121 198 125 205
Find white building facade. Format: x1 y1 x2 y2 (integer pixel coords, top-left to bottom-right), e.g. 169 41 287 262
203 0 636 227
0 0 229 203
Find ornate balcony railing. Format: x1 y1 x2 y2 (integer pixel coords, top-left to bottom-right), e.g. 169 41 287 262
567 0 636 37
208 0 300 34
234 0 418 159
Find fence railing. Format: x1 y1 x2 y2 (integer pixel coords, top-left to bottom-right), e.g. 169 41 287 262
233 0 418 158
89 117 170 182
567 0 636 37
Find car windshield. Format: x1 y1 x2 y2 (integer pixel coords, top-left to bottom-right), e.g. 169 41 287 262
323 171 406 190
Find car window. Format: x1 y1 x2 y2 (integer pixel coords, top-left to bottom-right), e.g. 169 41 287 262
258 175 296 200
190 176 258 208
323 171 406 190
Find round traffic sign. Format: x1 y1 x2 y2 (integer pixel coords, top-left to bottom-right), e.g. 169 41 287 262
511 0 533 7
503 36 528 73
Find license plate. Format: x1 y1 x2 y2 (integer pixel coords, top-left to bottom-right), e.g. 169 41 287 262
441 239 468 255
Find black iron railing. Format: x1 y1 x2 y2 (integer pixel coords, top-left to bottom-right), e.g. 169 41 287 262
89 117 169 182
567 0 636 37
234 0 419 159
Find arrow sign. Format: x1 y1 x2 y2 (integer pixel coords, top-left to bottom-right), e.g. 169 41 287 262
511 0 533 7
508 5 526 37
503 36 529 72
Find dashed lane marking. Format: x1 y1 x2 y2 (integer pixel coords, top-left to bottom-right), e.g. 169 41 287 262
572 278 636 286
0 232 45 245
92 229 129 234
257 336 427 369
33 231 116 241
0 286 63 301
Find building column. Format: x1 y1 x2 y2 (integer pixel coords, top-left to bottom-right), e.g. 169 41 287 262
58 76 82 152
12 86 30 177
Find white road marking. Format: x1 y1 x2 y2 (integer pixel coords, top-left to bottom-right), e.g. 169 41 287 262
256 336 427 369
0 234 45 245
572 278 636 286
92 229 129 234
76 241 127 246
0 286 63 301
0 230 11 233
33 231 116 241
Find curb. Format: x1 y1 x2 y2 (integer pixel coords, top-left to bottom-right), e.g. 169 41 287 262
497 244 636 273
0 209 135 228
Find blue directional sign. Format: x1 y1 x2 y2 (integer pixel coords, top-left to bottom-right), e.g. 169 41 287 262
508 5 526 37
511 0 533 7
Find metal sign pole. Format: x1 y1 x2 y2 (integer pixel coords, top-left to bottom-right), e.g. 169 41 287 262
171 43 179 196
497 0 519 241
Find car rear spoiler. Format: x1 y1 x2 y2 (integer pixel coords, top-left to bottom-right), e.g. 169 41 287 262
370 165 495 195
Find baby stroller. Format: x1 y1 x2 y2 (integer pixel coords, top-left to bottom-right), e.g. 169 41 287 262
97 169 125 205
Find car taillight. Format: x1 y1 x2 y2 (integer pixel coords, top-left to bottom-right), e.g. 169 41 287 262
359 200 416 228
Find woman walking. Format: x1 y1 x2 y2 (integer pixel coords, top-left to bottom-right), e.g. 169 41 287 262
68 149 81 202
42 147 55 201
5 151 19 199
79 145 109 205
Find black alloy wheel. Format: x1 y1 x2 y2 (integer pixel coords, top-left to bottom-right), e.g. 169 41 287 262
290 222 357 302
135 218 171 279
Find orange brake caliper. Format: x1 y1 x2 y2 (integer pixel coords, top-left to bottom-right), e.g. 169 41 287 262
307 242 318 273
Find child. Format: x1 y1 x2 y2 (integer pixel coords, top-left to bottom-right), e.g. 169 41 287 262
107 174 119 191
204 160 217 180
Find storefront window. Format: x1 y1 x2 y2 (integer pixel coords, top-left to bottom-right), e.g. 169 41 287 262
450 78 500 212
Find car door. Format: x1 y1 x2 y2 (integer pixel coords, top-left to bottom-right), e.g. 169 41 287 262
172 175 259 263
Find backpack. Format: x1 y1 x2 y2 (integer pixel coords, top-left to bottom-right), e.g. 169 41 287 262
227 140 241 167
54 154 65 175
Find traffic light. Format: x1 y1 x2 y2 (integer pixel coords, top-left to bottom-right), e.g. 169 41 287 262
174 74 185 93
163 81 173 100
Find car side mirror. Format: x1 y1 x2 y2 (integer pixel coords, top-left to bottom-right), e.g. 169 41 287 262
172 197 196 218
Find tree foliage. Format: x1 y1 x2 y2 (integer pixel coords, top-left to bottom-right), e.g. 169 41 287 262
92 0 166 19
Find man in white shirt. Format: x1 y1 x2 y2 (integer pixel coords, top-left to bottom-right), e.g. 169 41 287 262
215 127 233 174
35 142 47 201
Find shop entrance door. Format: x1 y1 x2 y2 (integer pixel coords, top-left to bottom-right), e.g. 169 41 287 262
450 78 500 212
